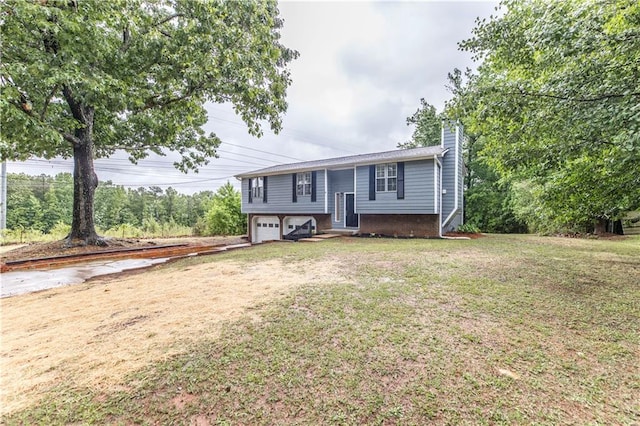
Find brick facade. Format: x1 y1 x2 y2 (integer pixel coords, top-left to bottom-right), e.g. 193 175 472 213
358 214 440 238
310 214 332 233
248 213 439 240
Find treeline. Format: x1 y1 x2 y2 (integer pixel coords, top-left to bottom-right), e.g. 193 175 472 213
3 173 246 238
446 1 638 235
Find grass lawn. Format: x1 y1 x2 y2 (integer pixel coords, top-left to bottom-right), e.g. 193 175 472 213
3 234 639 425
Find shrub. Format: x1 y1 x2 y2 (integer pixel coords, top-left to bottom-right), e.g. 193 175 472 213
457 223 481 233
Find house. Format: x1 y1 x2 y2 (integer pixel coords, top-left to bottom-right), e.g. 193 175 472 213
235 122 465 243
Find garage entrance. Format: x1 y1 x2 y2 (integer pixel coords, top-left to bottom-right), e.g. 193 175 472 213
252 216 280 243
283 216 316 236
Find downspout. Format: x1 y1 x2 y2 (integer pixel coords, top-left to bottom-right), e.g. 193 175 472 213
458 124 465 226
324 169 328 214
353 166 357 213
454 125 460 214
433 157 439 216
441 124 461 231
439 158 443 237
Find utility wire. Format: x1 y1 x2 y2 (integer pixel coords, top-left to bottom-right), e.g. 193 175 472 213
220 141 304 162
208 107 362 155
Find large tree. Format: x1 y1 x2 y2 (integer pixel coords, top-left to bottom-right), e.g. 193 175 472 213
397 98 442 148
451 0 640 233
1 0 297 246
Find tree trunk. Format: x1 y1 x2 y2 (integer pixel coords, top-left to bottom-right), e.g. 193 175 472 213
593 217 608 235
66 104 104 246
612 219 624 235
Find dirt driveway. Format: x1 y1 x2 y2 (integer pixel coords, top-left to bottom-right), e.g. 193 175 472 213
1 253 343 415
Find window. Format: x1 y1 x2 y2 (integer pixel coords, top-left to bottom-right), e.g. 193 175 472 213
251 177 263 198
296 172 311 196
334 192 343 222
376 163 397 192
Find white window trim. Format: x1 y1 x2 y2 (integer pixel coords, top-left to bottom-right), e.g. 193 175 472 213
251 177 263 199
375 163 397 192
296 172 311 196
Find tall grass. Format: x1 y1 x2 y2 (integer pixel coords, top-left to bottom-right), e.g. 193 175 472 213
1 222 193 245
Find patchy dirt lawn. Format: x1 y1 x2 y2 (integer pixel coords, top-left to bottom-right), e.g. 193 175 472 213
0 245 343 415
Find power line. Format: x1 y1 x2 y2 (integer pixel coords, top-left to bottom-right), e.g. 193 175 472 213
220 141 304 162
13 155 273 172
215 149 278 166
22 157 260 170
207 107 362 155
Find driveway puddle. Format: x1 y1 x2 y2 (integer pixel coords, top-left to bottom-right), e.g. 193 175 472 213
1 258 169 298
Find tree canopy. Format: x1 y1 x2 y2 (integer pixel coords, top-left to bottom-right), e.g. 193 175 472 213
448 0 640 233
206 181 245 236
1 0 297 244
397 98 442 149
3 172 247 239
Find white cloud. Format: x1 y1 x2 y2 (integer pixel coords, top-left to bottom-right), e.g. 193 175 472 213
8 1 498 194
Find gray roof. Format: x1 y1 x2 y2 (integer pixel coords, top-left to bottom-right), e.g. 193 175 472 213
235 145 445 178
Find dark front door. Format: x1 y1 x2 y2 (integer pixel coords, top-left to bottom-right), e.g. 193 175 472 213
345 193 358 227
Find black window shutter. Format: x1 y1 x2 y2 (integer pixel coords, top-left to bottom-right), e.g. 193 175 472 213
292 173 297 203
369 165 376 201
311 171 317 202
263 176 268 203
248 178 253 203
397 162 405 200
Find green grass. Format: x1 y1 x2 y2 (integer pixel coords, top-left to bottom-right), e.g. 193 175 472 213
5 234 640 425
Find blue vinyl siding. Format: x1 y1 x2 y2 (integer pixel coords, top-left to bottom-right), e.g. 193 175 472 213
237 122 465 234
241 172 326 214
327 169 355 227
355 160 435 214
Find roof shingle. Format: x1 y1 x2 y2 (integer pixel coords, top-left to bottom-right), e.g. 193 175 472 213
235 145 445 178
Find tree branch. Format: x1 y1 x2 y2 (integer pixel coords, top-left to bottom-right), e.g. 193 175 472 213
2 78 81 145
138 82 205 112
7 89 34 116
153 13 184 28
120 13 182 52
40 84 59 119
110 145 157 151
62 84 86 122
62 132 82 146
516 88 640 103
141 93 191 111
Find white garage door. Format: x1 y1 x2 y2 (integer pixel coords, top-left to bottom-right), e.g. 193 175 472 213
253 216 280 243
283 216 316 236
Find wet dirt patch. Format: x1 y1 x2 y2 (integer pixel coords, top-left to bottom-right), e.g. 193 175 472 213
0 257 345 415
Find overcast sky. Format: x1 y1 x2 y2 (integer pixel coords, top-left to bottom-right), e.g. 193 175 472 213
8 0 499 195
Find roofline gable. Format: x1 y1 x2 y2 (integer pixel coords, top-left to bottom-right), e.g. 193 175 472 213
235 145 445 178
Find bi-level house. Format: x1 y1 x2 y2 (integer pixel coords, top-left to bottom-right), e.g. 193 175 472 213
235 122 464 243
